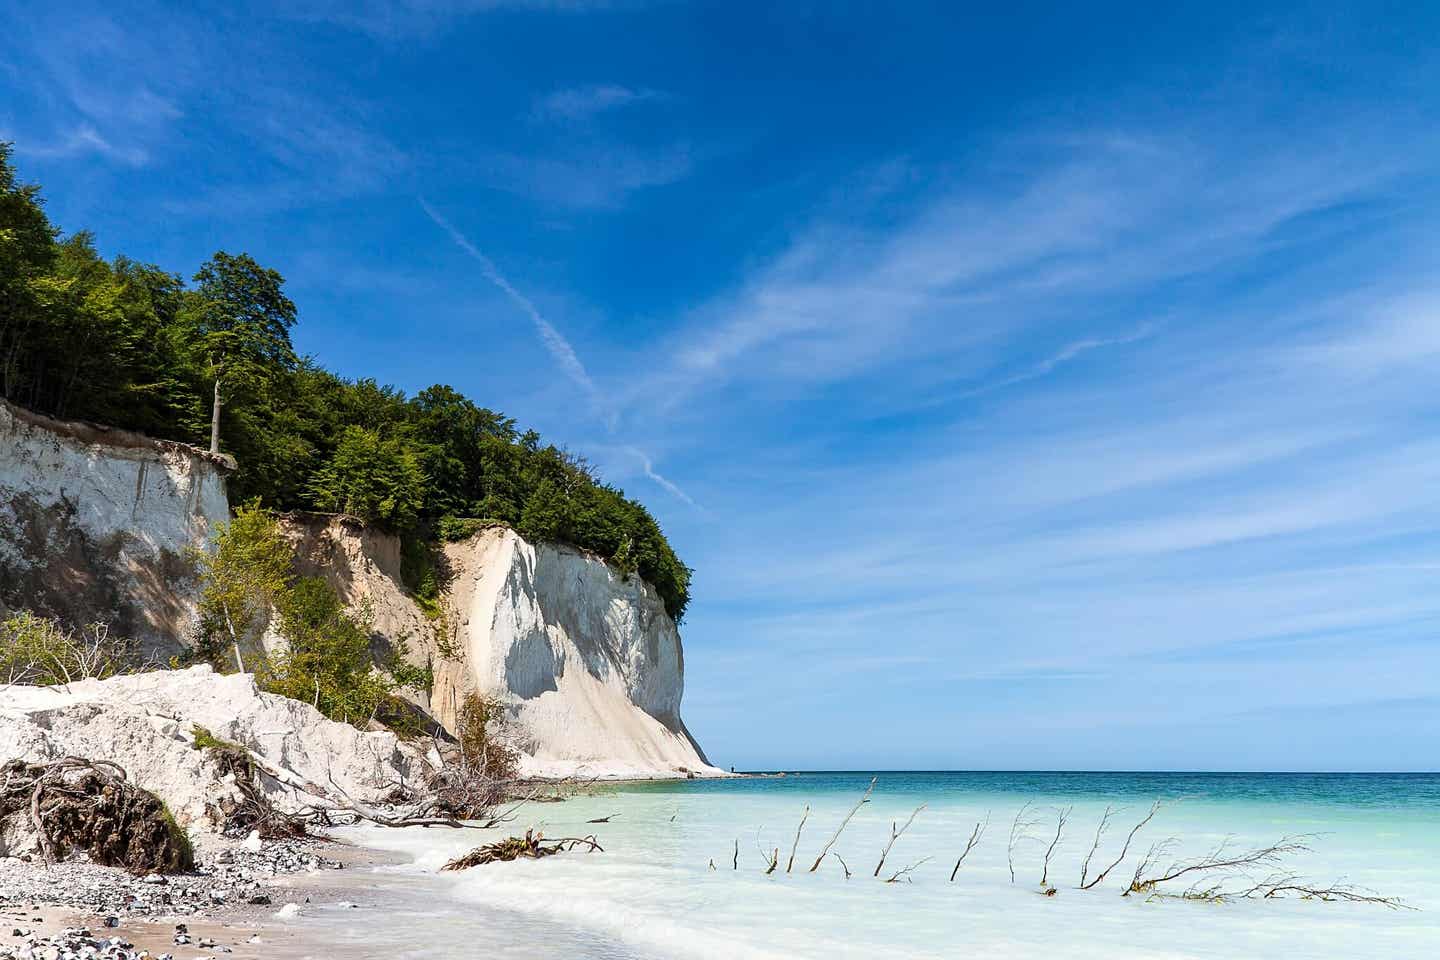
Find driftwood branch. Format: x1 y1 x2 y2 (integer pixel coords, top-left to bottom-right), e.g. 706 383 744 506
1040 805 1071 887
441 829 602 870
1007 801 1041 884
1236 874 1412 910
786 805 809 873
808 776 876 872
1126 834 1313 897
873 803 926 878
885 856 932 884
950 814 988 881
1079 805 1116 888
1080 800 1159 890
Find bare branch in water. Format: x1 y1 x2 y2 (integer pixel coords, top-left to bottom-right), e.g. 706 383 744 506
1126 834 1314 897
1235 874 1413 910
1080 800 1160 891
809 776 876 872
873 804 926 878
1007 801 1042 884
833 852 852 879
886 856 933 884
786 805 809 873
1079 805 1117 888
1040 806 1072 887
950 814 989 882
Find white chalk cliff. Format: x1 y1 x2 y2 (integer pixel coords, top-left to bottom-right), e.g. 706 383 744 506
432 527 716 779
0 399 231 657
287 518 720 779
0 667 424 847
0 402 718 779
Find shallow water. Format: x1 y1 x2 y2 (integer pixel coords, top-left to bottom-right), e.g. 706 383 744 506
318 772 1439 958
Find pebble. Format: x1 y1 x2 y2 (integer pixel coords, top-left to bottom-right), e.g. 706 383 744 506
0 839 341 922
0 837 345 959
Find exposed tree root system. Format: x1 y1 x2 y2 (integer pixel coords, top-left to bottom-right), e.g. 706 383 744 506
0 757 192 874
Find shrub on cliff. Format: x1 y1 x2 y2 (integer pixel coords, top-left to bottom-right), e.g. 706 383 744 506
192 504 427 730
308 425 426 527
0 612 143 685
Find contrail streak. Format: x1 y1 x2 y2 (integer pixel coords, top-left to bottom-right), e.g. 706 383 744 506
421 198 699 510
420 198 602 410
624 445 700 509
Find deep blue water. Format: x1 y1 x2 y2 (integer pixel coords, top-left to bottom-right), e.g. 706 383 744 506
629 769 1440 808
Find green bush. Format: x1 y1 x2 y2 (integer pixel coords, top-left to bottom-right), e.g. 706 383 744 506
0 612 141 685
193 506 428 731
309 425 426 526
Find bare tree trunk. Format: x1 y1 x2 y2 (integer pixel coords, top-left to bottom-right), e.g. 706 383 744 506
221 598 245 673
210 377 222 454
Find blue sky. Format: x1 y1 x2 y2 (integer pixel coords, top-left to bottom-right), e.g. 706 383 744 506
4 1 1439 771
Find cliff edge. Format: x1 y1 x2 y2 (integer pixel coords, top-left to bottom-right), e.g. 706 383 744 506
0 399 231 658
283 517 720 779
0 402 719 780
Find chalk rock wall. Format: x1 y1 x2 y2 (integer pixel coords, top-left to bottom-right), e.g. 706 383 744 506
0 400 231 657
0 400 716 779
278 514 438 716
435 528 718 779
288 519 720 779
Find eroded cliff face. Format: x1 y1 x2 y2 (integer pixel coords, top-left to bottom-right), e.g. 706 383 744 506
0 402 715 779
280 517 718 779
433 528 715 779
0 400 231 657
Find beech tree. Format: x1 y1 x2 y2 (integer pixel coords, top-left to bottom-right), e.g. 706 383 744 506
186 251 297 453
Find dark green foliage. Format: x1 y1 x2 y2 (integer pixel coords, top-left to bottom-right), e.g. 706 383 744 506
309 425 427 526
192 505 429 730
0 145 691 620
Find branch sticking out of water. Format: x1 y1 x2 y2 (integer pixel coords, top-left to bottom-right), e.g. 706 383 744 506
873 804 926 878
950 814 988 882
786 805 809 873
808 776 876 873
1080 800 1159 891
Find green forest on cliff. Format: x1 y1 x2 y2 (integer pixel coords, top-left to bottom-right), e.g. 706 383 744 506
0 144 690 620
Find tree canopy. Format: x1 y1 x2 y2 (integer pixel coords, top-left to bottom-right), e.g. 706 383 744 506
0 144 691 620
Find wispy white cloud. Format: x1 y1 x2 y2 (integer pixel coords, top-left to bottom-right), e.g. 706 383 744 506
13 125 149 167
474 143 692 210
624 130 1402 415
534 84 665 122
950 323 1159 399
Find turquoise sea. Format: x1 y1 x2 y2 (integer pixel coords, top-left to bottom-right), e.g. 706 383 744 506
315 771 1439 958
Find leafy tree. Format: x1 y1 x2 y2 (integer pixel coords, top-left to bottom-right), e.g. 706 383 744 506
184 251 297 453
308 425 426 526
192 500 294 672
262 578 394 726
